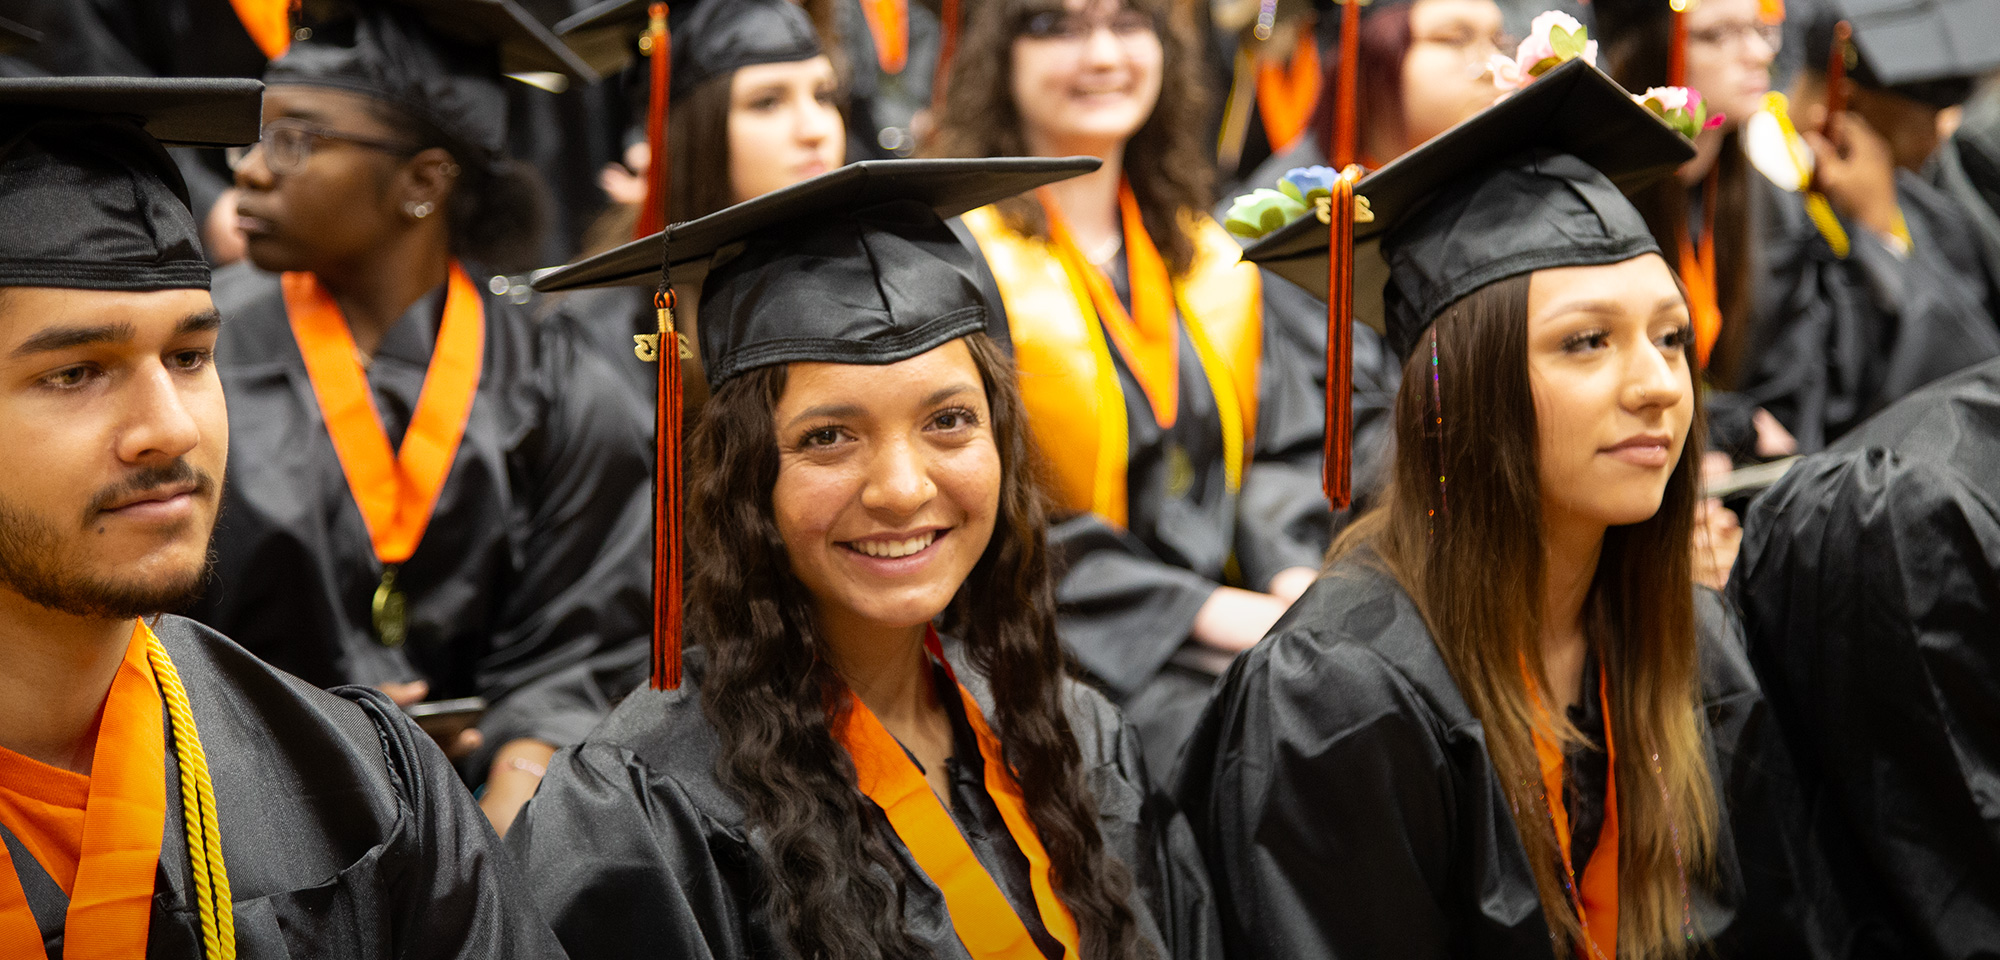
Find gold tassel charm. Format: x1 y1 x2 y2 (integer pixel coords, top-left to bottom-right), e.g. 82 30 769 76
635 295 692 362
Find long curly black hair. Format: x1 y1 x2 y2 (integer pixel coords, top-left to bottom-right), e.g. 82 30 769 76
684 333 1156 960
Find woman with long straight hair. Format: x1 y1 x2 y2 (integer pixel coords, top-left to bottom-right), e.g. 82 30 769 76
1177 61 1842 959
925 0 1332 780
511 158 1218 960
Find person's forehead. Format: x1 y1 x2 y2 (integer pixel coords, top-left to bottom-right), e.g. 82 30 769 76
261 84 388 127
0 286 216 345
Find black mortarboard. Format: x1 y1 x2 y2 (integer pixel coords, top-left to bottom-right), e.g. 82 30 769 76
1246 58 1692 357
0 77 264 292
558 0 820 96
1238 59 1692 506
531 155 1097 689
266 0 597 165
1805 0 2000 107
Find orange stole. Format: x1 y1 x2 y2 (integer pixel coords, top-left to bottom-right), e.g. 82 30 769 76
963 206 1262 528
1527 667 1620 960
832 668 1080 958
0 622 168 960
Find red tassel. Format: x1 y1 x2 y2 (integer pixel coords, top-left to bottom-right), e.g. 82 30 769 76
1668 2 1686 87
1322 168 1358 510
652 288 685 690
1822 21 1851 139
637 2 672 239
1332 0 1360 168
931 0 961 112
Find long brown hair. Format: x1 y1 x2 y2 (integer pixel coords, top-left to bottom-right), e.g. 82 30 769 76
922 0 1214 274
1603 21 1756 389
1331 273 1719 960
684 333 1156 960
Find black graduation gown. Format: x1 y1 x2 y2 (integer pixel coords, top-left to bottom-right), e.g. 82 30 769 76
1045 258 1333 787
836 0 940 160
509 648 1223 960
1174 558 1847 960
1926 90 2000 296
193 263 653 780
1731 357 2000 959
1736 167 2000 452
3 615 562 959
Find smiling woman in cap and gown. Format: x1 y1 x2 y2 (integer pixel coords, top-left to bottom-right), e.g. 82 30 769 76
1175 60 1846 959
191 0 651 832
508 157 1220 960
926 0 1334 782
0 75 561 960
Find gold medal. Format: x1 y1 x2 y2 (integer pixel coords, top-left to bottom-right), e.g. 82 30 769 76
372 565 408 648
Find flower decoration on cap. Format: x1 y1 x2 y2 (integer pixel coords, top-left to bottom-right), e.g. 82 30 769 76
1633 85 1724 139
1227 164 1343 239
1490 11 1598 91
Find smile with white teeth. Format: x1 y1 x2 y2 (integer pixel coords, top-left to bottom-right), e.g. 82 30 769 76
848 531 939 559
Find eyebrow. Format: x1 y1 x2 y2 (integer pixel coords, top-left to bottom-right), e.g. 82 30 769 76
13 322 136 357
1542 296 1689 321
10 309 221 359
781 384 979 430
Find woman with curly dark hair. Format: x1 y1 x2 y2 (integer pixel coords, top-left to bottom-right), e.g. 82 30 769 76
510 158 1219 960
924 0 1330 780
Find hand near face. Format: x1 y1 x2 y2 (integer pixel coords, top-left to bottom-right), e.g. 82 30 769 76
1805 110 1903 239
1691 497 1742 591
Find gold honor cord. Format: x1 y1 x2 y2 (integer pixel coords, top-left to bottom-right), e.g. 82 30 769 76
145 625 235 959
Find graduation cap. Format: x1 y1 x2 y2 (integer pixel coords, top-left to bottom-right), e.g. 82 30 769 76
556 0 822 237
1805 0 2000 107
1241 58 1694 505
266 0 598 167
0 77 265 292
532 155 1098 689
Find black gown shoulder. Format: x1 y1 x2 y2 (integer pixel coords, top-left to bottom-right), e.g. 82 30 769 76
197 263 653 779
1174 558 1848 960
1732 358 2000 958
147 614 562 959
511 648 1221 960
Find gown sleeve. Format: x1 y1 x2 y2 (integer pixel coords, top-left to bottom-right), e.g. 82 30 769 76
336 688 570 960
509 743 747 960
1730 448 2000 955
1175 632 1475 960
1743 172 2000 450
473 317 653 761
1049 516 1220 697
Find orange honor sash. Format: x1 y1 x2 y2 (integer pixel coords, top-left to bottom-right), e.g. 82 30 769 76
1039 180 1182 429
831 635 1080 960
0 623 167 960
861 0 909 74
1527 666 1620 960
1256 28 1320 153
1680 166 1723 371
282 264 486 647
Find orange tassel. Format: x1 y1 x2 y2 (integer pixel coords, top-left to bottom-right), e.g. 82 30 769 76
932 0 961 112
1822 21 1851 139
1668 2 1686 87
1322 168 1360 509
1332 0 1361 168
651 288 685 690
637 2 672 239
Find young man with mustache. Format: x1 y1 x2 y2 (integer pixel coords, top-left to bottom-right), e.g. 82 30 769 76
0 75 560 959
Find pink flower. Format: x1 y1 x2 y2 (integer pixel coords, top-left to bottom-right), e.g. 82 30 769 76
1634 86 1726 138
1491 11 1598 91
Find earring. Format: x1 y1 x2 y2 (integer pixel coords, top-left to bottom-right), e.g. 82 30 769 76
404 200 435 220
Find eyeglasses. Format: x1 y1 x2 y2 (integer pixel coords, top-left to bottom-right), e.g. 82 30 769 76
1015 7 1158 43
1412 28 1516 66
225 117 420 176
1687 19 1783 53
